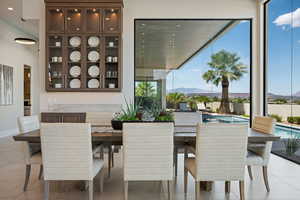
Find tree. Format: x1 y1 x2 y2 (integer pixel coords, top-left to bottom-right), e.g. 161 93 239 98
202 50 248 113
135 82 156 97
166 93 185 109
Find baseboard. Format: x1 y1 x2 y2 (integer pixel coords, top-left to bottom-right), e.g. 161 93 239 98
0 128 19 138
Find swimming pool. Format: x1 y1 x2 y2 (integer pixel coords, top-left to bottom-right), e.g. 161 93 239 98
203 114 300 139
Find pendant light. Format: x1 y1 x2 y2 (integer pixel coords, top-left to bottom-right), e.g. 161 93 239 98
14 38 36 45
14 18 37 45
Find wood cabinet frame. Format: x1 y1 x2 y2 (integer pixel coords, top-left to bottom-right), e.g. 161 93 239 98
45 1 123 92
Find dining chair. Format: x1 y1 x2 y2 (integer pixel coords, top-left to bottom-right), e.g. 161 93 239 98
184 123 248 200
17 115 43 191
123 122 174 200
173 111 202 177
247 116 275 192
40 123 105 200
86 112 115 177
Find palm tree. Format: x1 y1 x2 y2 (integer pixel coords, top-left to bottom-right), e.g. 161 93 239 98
166 93 185 109
202 50 248 113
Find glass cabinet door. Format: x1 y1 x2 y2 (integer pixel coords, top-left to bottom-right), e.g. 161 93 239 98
47 35 65 89
66 8 83 33
104 36 120 89
47 8 65 33
85 8 102 33
103 8 121 33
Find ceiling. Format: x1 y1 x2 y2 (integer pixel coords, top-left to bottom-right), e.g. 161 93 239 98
135 20 238 79
0 0 39 38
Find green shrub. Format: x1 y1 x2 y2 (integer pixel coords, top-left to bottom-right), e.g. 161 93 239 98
268 114 282 122
287 116 300 124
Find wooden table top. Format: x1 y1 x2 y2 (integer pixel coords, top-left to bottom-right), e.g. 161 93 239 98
13 126 280 144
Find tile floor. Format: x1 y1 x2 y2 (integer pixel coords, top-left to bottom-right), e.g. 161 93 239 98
0 137 300 200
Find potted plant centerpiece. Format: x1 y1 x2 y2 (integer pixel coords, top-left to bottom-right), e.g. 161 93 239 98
111 100 174 130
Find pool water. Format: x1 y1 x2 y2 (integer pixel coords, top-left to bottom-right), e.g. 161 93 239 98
203 114 300 139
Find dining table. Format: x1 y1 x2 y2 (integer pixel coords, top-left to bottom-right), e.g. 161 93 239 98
13 125 280 191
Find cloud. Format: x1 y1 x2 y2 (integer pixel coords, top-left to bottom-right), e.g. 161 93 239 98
273 8 300 28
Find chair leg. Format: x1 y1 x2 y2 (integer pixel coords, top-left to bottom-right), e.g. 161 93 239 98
100 170 104 193
23 164 31 191
124 181 128 200
174 147 178 178
239 181 245 200
195 181 200 200
44 180 49 200
88 180 93 200
184 167 188 194
247 166 253 180
168 180 173 200
111 150 114 168
108 146 112 178
262 166 270 192
225 181 231 194
39 165 43 180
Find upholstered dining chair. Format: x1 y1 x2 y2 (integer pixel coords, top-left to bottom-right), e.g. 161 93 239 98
40 123 105 200
17 115 43 191
184 123 248 200
173 111 202 177
247 116 275 192
86 112 115 178
123 122 174 200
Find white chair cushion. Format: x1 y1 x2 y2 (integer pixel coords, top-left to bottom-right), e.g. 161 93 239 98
93 159 105 178
246 151 264 166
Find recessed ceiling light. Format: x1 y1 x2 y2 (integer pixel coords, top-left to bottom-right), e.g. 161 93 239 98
8 7 14 11
176 24 181 28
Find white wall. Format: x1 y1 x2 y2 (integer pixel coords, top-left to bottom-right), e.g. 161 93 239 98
26 0 260 114
0 20 39 137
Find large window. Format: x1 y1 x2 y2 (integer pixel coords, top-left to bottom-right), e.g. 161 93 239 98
135 19 251 124
265 0 300 163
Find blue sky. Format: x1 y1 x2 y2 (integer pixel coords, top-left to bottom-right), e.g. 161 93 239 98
267 0 300 96
166 0 300 95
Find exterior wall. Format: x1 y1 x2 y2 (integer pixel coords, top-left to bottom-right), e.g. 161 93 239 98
24 0 259 114
207 102 251 115
207 102 300 122
267 105 300 121
0 20 39 137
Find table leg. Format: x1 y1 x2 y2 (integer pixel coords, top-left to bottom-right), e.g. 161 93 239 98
174 146 178 178
200 181 212 191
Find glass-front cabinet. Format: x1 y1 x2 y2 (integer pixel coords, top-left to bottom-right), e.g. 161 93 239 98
45 3 122 92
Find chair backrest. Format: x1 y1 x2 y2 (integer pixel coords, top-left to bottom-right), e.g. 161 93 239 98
174 111 202 126
86 112 113 126
40 123 93 181
252 116 275 134
250 116 275 165
123 123 174 181
17 115 40 164
195 123 248 181
18 115 40 133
